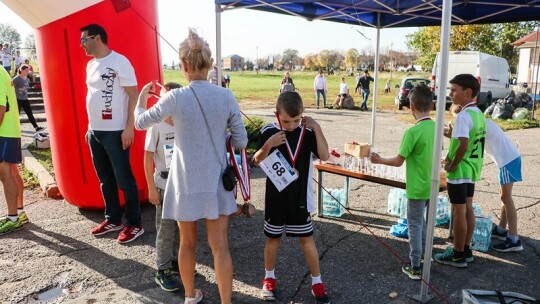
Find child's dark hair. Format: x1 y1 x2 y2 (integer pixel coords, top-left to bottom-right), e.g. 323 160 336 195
409 84 433 112
449 74 480 98
164 82 182 90
276 91 303 117
80 24 108 45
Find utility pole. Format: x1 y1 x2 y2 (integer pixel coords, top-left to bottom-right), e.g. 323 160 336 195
390 42 393 79
256 46 259 74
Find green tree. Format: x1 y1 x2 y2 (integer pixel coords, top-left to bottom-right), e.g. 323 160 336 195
282 48 300 67
317 49 331 70
407 22 539 70
345 48 360 69
23 33 36 61
0 23 22 51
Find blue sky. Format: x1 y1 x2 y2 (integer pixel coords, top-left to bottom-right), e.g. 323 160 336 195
1 1 419 63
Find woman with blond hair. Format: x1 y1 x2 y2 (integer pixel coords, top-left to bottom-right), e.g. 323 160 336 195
135 29 248 304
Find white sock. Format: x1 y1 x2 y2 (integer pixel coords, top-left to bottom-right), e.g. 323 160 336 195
508 234 519 243
8 215 18 222
311 275 322 285
265 269 275 279
17 209 24 215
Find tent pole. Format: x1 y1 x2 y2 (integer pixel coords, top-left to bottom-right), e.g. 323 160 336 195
532 24 540 120
216 2 222 84
412 0 452 302
370 14 381 147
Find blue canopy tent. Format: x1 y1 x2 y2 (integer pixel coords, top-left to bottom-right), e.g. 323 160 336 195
214 1 540 302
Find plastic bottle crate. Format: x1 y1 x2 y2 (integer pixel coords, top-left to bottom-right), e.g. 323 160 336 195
387 188 407 218
470 215 492 252
322 188 346 217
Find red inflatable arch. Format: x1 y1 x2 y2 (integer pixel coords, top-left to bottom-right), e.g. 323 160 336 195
3 0 162 209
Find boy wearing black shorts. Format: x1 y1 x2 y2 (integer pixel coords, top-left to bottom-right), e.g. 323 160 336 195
254 91 330 303
435 74 485 268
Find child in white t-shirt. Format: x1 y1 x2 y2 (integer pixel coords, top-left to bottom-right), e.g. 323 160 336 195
144 82 183 292
448 105 523 252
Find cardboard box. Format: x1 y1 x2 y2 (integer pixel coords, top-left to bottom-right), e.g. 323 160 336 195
344 143 371 158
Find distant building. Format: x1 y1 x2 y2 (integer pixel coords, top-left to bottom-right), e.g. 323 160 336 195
223 54 244 71
512 30 540 93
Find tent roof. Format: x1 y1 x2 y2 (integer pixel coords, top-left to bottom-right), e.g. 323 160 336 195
216 0 540 28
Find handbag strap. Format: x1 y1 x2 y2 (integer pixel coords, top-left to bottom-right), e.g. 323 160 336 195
189 86 225 169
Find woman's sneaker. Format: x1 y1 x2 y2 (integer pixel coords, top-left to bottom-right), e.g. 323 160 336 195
402 263 422 280
492 238 523 252
311 283 331 304
0 217 23 235
261 278 276 301
155 269 180 292
91 220 124 236
184 289 203 304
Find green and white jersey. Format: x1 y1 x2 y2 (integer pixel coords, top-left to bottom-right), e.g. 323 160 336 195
447 103 486 183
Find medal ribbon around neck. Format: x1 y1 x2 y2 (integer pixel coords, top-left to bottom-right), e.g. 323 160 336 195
226 135 250 202
150 82 166 99
416 116 431 124
462 102 476 110
274 111 306 166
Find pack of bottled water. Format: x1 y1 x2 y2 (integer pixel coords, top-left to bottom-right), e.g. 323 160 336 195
322 188 346 217
387 188 407 218
472 203 483 216
435 196 450 226
470 215 492 252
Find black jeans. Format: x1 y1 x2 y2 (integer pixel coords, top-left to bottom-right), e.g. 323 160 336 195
87 130 141 226
17 99 39 129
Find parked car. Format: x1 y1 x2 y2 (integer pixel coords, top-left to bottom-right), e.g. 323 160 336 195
394 77 432 110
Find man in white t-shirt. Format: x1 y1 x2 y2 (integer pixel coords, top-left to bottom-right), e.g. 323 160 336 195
80 23 143 244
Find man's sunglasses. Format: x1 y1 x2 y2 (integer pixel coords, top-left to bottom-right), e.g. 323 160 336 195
80 35 96 44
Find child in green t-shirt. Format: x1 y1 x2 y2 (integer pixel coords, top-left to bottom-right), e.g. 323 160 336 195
370 84 435 280
435 74 485 268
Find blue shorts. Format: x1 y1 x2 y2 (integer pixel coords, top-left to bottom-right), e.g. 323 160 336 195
499 156 522 185
0 137 22 163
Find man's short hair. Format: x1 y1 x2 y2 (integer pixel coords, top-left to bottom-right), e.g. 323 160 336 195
364 69 369 73
409 84 433 112
276 91 303 117
80 24 108 45
449 74 480 98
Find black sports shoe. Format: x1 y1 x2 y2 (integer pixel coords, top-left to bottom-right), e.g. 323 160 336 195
492 238 523 252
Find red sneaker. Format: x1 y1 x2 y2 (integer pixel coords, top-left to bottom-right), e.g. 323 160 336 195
117 226 144 244
261 278 276 301
311 283 331 304
91 220 124 236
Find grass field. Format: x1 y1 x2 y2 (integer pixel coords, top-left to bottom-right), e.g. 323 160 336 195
162 69 539 130
163 69 430 111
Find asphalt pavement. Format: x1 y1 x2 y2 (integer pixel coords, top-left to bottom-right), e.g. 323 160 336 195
1 108 539 304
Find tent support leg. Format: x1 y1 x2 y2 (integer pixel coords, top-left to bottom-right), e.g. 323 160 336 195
411 293 434 303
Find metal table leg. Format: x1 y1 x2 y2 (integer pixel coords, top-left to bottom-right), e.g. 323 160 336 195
344 176 350 209
317 170 323 217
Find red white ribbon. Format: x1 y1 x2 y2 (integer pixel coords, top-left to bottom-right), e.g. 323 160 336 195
462 102 477 110
416 116 432 124
227 135 250 202
151 82 166 99
274 111 306 166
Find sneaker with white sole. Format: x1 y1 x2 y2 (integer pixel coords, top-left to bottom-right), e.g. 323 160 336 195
261 278 276 301
491 226 508 241
402 263 422 280
18 211 29 224
492 238 523 252
184 289 203 304
91 220 124 236
117 226 144 244
311 283 331 304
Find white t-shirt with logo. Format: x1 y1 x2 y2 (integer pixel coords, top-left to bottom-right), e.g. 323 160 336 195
85 51 137 131
144 121 176 190
485 119 520 168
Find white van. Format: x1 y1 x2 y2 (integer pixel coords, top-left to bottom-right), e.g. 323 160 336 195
431 51 512 110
